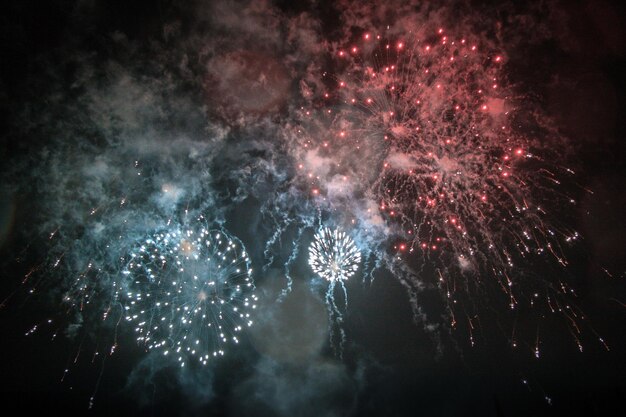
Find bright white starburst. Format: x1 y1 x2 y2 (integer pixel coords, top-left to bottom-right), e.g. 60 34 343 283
122 224 257 367
309 227 362 282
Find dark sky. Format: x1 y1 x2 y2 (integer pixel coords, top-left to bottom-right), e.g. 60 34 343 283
1 1 625 416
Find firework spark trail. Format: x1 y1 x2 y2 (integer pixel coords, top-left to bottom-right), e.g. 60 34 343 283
309 227 362 355
122 219 257 367
325 280 347 356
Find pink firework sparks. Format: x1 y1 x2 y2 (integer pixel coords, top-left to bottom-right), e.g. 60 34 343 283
294 26 602 353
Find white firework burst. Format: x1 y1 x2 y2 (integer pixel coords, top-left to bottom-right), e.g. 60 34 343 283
309 227 362 282
122 224 257 367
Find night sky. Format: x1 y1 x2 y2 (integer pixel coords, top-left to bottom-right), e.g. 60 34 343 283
1 1 625 416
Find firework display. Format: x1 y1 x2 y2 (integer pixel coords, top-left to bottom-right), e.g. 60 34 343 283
307 227 361 356
292 26 601 353
309 227 362 282
123 224 256 367
1 1 623 415
300 28 577 262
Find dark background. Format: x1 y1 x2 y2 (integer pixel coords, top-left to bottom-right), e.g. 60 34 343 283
1 1 625 416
